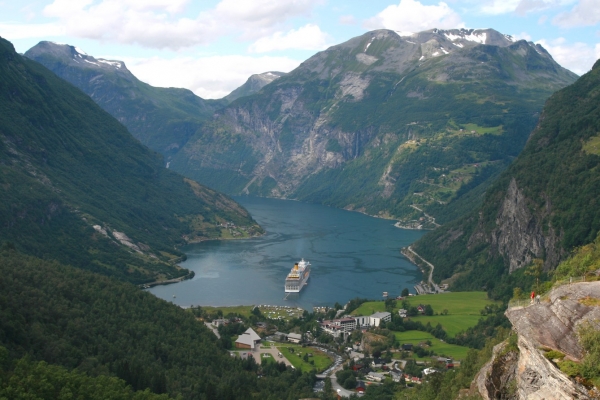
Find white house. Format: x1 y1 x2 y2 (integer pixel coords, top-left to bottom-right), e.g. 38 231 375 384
235 328 261 350
367 372 385 382
370 311 391 327
287 333 302 343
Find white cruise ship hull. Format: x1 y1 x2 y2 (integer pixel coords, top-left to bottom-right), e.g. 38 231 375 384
284 259 311 293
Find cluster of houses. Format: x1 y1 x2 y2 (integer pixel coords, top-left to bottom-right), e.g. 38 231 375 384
350 360 423 386
232 327 305 350
319 311 392 338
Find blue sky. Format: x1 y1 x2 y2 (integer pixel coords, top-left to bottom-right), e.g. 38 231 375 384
1 0 598 98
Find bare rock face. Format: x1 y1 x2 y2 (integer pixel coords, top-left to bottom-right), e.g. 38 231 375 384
508 282 600 361
474 282 600 399
473 341 519 399
489 178 563 272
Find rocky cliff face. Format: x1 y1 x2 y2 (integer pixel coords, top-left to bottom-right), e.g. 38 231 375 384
473 282 600 399
487 178 563 272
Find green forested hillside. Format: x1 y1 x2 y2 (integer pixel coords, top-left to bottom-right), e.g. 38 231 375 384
0 248 315 399
0 37 262 284
413 58 600 296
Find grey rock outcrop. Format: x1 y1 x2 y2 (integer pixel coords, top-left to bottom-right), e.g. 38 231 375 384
489 178 563 272
474 282 600 399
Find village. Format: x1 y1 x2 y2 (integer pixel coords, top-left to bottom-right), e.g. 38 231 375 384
196 298 466 396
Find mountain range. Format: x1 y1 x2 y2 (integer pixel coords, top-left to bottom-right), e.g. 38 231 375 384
27 28 578 227
0 37 261 284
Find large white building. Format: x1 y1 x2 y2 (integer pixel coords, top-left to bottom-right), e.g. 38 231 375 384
354 311 391 328
320 311 392 338
369 311 391 327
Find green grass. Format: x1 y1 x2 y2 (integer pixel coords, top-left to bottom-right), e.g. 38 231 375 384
408 315 485 337
351 302 386 316
394 331 469 360
276 345 333 373
409 292 497 315
353 292 498 337
582 134 600 156
202 305 254 318
406 292 497 337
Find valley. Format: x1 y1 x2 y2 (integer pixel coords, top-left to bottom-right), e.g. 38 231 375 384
1 19 600 400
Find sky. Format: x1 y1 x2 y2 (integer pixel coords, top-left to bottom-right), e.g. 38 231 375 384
1 0 599 99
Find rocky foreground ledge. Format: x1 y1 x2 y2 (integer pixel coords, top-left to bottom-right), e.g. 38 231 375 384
472 282 600 399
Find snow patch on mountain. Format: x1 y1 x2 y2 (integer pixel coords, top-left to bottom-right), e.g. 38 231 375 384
444 31 487 44
98 59 122 69
74 46 88 55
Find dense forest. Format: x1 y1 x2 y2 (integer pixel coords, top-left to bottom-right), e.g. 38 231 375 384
0 247 316 399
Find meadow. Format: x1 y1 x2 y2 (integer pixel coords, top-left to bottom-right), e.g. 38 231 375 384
352 292 498 337
394 331 470 360
277 344 333 373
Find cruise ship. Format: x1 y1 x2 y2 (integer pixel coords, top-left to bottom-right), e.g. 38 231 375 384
284 259 311 293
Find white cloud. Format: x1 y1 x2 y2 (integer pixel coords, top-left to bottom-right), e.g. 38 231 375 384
553 0 600 28
537 37 600 74
364 0 463 32
0 22 64 39
37 0 323 50
248 24 330 53
121 55 301 99
477 0 576 16
214 0 322 40
339 15 357 25
513 31 532 41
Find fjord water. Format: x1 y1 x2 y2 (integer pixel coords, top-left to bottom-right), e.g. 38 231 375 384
149 197 425 309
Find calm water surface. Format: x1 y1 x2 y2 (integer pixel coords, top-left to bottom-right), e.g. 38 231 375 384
149 197 426 309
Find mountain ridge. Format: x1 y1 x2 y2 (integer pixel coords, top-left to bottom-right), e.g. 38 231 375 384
25 41 227 158
169 28 577 224
224 71 286 103
1 36 262 284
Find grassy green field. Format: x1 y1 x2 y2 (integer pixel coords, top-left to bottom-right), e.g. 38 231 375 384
408 292 497 314
410 315 485 337
394 331 469 360
352 292 498 337
201 305 254 318
277 344 333 373
351 302 386 316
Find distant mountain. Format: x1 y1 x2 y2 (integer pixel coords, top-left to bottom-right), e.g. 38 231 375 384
0 37 262 284
168 28 577 224
412 58 600 293
25 41 227 159
224 71 286 103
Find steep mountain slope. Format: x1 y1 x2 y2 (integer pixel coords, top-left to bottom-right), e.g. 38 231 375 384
0 37 261 284
25 41 227 158
412 58 600 291
168 28 577 224
224 71 286 103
